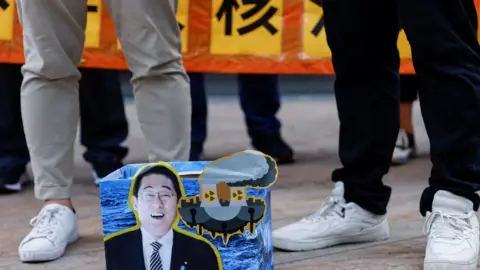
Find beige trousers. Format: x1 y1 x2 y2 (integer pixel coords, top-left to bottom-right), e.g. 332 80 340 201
16 0 191 200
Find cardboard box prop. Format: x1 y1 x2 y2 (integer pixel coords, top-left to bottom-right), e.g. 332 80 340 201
99 150 278 270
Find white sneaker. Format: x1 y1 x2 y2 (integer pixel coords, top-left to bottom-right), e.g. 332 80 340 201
392 130 416 165
272 182 390 251
92 171 101 186
19 203 78 262
423 190 479 270
0 171 30 194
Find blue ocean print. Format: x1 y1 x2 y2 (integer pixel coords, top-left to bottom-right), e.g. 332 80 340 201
99 162 274 270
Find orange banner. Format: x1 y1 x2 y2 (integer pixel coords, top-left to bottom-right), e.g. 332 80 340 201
0 0 479 74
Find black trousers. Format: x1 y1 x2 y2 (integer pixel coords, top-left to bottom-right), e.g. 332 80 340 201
189 73 281 145
324 0 480 215
400 75 418 103
0 64 128 175
399 0 477 104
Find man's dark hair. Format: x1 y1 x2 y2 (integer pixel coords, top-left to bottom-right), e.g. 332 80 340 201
132 165 182 200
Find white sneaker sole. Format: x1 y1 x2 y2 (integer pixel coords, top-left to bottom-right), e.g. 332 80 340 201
391 148 416 165
2 173 30 192
273 218 390 252
19 229 78 262
424 259 478 270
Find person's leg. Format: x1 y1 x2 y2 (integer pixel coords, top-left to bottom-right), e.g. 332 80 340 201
105 0 190 163
392 74 418 165
400 0 480 268
273 0 399 251
16 0 84 262
0 63 30 194
188 72 208 161
399 75 417 134
463 0 478 32
237 74 294 164
78 68 128 183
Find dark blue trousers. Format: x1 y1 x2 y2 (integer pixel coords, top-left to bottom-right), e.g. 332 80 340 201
324 0 480 216
189 73 281 146
0 64 128 175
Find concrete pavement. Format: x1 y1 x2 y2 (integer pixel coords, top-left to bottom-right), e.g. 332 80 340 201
0 95 440 269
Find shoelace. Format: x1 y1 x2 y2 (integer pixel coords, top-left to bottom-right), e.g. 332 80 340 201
423 210 474 240
303 196 347 222
28 207 62 240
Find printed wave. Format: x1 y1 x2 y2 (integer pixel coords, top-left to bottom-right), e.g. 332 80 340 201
100 176 273 270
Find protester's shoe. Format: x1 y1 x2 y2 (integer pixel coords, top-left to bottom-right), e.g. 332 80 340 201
92 162 124 185
392 129 416 165
272 181 389 251
0 168 30 195
423 190 479 270
251 134 295 165
19 204 78 262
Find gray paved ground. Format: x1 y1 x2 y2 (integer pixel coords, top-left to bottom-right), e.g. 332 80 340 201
1 94 448 269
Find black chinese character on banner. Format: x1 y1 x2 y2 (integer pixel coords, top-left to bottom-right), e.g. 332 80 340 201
215 0 279 36
87 5 98 12
310 0 324 37
0 0 10 11
179 22 185 31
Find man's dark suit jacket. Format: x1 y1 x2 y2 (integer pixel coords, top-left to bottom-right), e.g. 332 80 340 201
104 228 221 270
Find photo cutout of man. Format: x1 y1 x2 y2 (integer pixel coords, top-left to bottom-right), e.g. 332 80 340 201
104 162 222 270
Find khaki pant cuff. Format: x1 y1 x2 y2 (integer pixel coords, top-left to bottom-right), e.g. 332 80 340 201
35 185 72 200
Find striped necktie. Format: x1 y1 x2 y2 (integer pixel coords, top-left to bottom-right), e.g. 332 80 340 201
150 242 163 270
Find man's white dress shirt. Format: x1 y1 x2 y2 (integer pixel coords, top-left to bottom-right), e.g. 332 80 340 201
141 228 174 270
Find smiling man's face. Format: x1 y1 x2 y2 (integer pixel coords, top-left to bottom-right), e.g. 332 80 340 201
132 173 178 239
